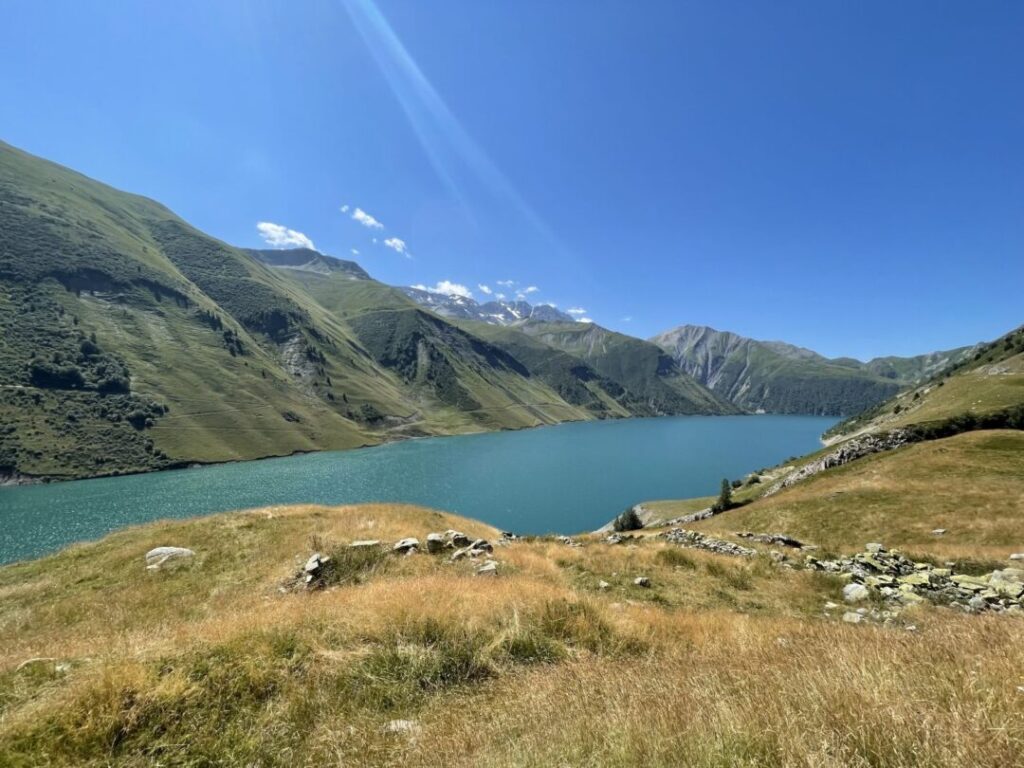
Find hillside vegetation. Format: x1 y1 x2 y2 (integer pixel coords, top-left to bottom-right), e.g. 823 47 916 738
652 324 973 417
0 141 731 481
1 502 1022 767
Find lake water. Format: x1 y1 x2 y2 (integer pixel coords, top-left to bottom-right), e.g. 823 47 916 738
0 415 835 565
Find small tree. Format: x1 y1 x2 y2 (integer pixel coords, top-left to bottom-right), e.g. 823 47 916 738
613 506 644 532
712 477 733 513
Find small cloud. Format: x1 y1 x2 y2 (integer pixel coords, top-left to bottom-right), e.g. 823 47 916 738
537 301 558 308
566 307 588 316
414 280 473 299
383 237 410 257
621 316 633 323
256 221 316 251
495 292 506 300
372 237 378 244
478 284 492 295
523 286 539 294
577 317 593 324
351 207 384 229
340 204 350 213
496 279 515 288
351 248 360 256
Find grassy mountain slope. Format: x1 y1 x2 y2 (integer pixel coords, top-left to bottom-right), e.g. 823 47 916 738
3 141 692 480
1 502 1021 766
825 325 1024 441
518 321 739 416
652 324 973 416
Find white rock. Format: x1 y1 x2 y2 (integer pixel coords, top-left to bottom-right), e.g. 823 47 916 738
350 540 381 548
383 719 420 736
144 546 195 570
824 601 839 610
425 533 445 554
865 543 885 554
842 612 863 624
634 576 651 588
393 538 419 553
598 580 611 590
476 561 498 577
1010 553 1024 561
843 583 870 603
931 528 947 536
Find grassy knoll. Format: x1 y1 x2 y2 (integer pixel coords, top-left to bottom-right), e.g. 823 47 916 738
2 503 1023 766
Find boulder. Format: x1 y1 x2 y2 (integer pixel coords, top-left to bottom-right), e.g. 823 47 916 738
1010 553 1024 562
425 533 446 554
393 538 419 554
469 539 493 553
843 583 870 603
476 561 498 577
446 530 471 548
144 546 195 570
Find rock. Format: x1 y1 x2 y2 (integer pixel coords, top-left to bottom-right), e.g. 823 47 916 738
824 601 839 610
446 530 471 548
144 546 195 570
383 719 420 736
450 547 470 561
736 532 806 549
660 528 756 557
898 572 932 587
931 528 947 536
304 553 325 573
469 538 493 553
842 612 863 624
634 576 651 588
989 571 1024 599
843 583 870 603
598 580 611 590
476 561 498 577
951 574 988 592
393 538 419 554
350 540 381 548
865 543 885 554
425 533 445 554
1010 553 1024 561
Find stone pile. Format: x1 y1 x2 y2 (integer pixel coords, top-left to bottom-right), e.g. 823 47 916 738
660 528 757 557
807 543 1024 614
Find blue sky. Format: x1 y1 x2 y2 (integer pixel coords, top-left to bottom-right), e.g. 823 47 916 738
2 1 1021 359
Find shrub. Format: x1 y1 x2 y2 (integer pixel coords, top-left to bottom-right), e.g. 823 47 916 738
711 478 734 513
612 507 643 532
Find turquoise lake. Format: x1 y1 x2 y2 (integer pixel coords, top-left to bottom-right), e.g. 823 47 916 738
0 415 835 564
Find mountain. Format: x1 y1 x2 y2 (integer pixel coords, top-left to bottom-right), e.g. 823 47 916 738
651 325 975 416
0 141 733 481
402 287 575 325
515 321 738 416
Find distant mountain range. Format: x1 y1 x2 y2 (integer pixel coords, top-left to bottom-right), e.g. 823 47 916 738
400 287 575 325
650 325 975 417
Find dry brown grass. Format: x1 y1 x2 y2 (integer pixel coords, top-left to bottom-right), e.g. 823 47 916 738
1 502 1022 767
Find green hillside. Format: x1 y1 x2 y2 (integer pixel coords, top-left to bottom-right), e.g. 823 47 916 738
652 324 973 416
0 142 733 481
825 324 1024 441
518 321 738 415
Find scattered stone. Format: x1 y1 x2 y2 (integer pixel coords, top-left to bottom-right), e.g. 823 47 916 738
766 431 914 496
446 530 471 548
469 538 493 553
865 543 885 554
660 528 757 557
144 546 195 570
425 533 445 554
598 580 611 590
392 538 419 554
383 719 420 737
931 528 947 536
736 532 806 549
476 561 498 577
634 576 651 588
824 601 839 610
842 612 863 624
350 540 381 548
843 583 870 603
556 535 582 548
1010 553 1024 562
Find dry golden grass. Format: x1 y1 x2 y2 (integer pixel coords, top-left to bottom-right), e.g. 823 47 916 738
1 501 1022 767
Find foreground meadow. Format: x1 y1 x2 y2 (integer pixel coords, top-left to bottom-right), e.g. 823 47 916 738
1 497 1022 767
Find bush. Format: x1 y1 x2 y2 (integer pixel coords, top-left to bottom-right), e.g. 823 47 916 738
612 507 644 532
711 478 734 513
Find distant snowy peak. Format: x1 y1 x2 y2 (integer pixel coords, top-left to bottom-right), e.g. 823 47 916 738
402 287 575 326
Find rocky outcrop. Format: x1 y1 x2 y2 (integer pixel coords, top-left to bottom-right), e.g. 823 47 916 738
766 431 915 496
807 544 1023 614
659 528 757 557
144 546 195 570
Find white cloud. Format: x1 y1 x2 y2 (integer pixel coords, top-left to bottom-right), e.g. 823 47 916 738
566 307 588 316
340 204 350 213
496 279 515 288
414 280 473 299
496 293 506 300
372 237 378 244
621 316 633 323
537 301 558 308
523 285 539 294
383 237 410 257
478 284 492 295
351 248 360 256
256 221 316 251
351 207 384 229
577 317 594 324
